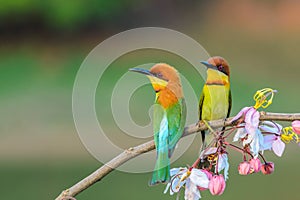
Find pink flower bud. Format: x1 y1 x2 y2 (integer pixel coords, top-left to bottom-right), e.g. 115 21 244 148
249 158 261 173
238 161 251 175
261 162 275 175
292 120 300 135
209 174 226 196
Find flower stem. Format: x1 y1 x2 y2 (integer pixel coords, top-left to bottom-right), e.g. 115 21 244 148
223 125 244 138
224 142 253 158
192 158 200 168
258 152 267 164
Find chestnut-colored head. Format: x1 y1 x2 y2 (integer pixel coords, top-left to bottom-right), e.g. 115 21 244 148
148 63 182 92
129 63 183 107
203 56 230 77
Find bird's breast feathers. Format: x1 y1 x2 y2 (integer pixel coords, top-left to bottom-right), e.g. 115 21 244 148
156 88 179 108
201 84 230 120
206 69 229 86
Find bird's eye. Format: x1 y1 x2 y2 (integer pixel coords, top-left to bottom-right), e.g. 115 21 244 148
218 65 223 71
156 73 163 78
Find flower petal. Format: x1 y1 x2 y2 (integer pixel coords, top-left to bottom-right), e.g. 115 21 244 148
250 129 264 157
165 168 188 195
245 123 256 136
216 154 229 181
203 147 218 156
185 178 201 200
190 169 209 189
231 107 251 122
245 108 260 135
261 135 276 150
170 167 186 176
272 138 285 157
244 107 258 125
260 121 282 134
164 182 171 194
233 127 247 142
171 176 185 194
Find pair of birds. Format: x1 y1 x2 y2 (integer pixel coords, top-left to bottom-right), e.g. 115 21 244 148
129 56 231 185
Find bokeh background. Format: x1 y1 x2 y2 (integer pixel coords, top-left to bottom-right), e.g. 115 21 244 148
1 0 299 199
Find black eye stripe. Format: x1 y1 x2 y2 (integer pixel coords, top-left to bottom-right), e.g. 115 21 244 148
153 72 168 81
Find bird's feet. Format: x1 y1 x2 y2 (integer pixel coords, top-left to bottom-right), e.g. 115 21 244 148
202 120 215 133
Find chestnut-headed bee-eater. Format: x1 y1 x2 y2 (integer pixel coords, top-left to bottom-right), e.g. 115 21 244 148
130 64 186 185
199 56 231 150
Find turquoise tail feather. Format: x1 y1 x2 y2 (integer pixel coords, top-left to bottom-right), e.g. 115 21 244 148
150 148 170 185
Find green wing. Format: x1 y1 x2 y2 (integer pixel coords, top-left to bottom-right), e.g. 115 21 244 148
227 89 232 118
153 102 165 151
198 90 205 142
167 98 186 157
198 90 205 120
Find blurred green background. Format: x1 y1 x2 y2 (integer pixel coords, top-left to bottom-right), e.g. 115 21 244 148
0 0 299 199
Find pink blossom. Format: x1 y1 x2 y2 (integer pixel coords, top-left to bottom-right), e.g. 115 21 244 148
232 107 260 134
185 168 210 199
231 107 260 136
164 167 210 200
249 158 261 173
263 135 285 157
244 107 260 136
238 161 251 175
292 120 300 135
232 107 263 157
261 162 274 175
231 107 260 135
209 174 226 196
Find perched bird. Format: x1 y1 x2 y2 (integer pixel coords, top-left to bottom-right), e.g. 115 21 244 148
199 56 231 151
129 64 186 185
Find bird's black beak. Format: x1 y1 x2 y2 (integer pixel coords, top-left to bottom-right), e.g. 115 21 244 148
129 68 153 76
200 61 217 70
129 67 168 87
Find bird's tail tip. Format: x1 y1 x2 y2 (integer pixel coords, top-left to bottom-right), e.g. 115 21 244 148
149 165 170 186
149 179 168 186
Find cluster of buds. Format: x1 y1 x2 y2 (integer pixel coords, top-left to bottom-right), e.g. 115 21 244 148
163 88 299 200
238 158 274 175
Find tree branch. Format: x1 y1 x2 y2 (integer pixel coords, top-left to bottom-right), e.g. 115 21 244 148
55 112 300 200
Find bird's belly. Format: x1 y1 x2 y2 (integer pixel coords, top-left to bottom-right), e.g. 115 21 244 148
202 85 229 120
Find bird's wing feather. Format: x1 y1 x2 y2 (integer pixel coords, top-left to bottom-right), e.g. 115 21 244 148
151 103 170 184
227 89 232 118
167 98 186 157
198 89 205 120
198 88 206 142
153 103 165 153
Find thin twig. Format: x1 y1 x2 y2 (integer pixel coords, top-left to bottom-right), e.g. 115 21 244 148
55 112 300 200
